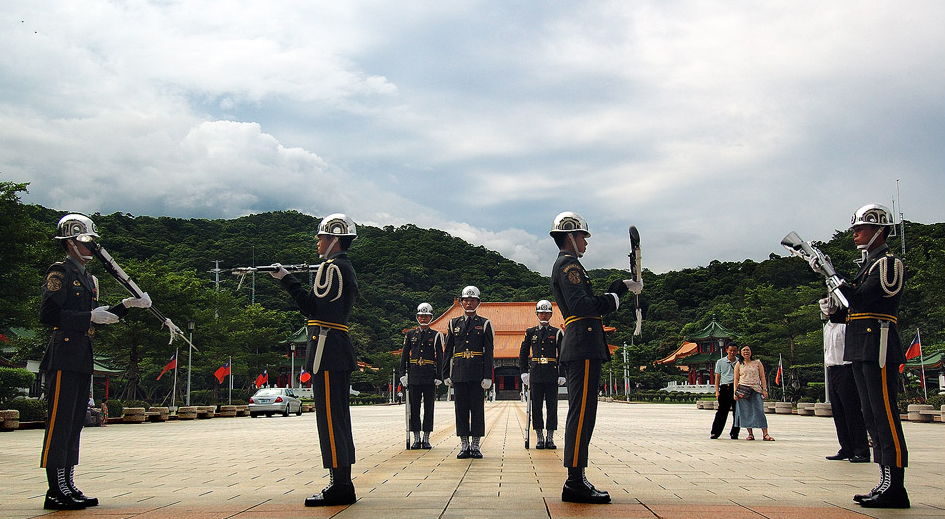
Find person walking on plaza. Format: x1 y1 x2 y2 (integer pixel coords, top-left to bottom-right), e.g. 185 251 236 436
519 300 565 449
39 214 151 510
733 345 773 442
270 213 359 507
812 204 909 509
549 211 642 504
401 302 444 449
710 344 740 440
442 285 494 459
820 297 870 463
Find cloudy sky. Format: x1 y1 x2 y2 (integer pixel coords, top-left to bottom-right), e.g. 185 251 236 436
3 1 943 275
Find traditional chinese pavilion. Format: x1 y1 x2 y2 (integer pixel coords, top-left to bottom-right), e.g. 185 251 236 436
657 319 735 387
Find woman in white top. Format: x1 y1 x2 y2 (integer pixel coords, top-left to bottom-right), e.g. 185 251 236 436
733 345 774 441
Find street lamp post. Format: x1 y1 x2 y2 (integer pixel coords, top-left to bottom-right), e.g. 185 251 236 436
186 319 195 406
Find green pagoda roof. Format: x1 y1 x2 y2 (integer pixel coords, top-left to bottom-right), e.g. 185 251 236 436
686 320 734 341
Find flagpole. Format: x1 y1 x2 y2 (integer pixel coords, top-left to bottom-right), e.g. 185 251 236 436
918 330 927 400
171 347 178 410
779 354 785 402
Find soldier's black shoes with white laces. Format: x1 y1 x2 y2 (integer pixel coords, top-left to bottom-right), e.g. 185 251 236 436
561 479 610 504
859 487 910 509
43 490 86 510
304 483 356 507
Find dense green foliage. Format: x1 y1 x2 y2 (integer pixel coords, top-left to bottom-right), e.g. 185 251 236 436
0 367 35 404
2 180 943 404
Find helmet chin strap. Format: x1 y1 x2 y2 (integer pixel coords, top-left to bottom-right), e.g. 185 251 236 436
856 226 883 263
68 240 94 262
320 237 339 259
568 233 583 258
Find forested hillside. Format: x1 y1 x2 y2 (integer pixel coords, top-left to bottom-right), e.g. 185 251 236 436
3 181 943 402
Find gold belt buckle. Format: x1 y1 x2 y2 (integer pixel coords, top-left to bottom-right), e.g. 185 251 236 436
463 350 472 359
539 357 549 364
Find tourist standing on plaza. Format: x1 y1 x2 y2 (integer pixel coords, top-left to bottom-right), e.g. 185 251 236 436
820 296 870 463
549 211 642 504
813 204 909 509
519 299 565 449
270 213 359 507
710 344 740 440
732 345 773 441
401 302 444 449
39 214 151 510
442 286 494 459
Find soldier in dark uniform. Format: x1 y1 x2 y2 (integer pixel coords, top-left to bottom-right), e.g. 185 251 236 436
519 299 565 449
815 204 909 509
39 214 151 510
549 211 641 504
400 302 444 449
442 285 494 459
270 213 359 507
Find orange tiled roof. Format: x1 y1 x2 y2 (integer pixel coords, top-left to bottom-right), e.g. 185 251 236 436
425 299 617 359
655 341 698 364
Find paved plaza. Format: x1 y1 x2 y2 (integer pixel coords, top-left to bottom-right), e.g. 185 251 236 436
1 400 942 518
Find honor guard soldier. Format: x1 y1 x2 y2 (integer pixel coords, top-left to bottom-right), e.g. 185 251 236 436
442 286 495 459
270 213 359 507
549 212 641 504
814 204 909 509
39 214 151 510
519 300 565 449
401 302 444 449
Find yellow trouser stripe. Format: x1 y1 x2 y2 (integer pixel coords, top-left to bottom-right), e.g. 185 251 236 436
880 365 903 467
324 372 338 468
41 371 62 468
572 360 589 467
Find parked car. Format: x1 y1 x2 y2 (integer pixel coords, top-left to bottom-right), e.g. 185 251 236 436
248 388 303 417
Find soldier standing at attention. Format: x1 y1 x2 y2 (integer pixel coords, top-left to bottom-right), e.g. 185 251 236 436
442 286 494 459
39 214 151 510
549 211 642 504
519 299 566 449
813 204 909 509
270 213 359 507
401 302 444 449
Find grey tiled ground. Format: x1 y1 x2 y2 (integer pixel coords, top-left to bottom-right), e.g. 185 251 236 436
1 400 942 518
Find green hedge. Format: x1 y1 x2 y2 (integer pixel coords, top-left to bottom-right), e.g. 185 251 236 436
621 390 713 403
0 367 35 405
5 398 46 422
350 394 388 406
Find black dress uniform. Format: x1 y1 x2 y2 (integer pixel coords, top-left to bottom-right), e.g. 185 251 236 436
551 250 617 470
518 324 563 444
39 256 127 508
279 252 358 473
836 243 909 507
401 326 443 442
442 313 494 440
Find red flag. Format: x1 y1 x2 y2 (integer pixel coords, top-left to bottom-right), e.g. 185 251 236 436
905 332 922 360
214 360 231 384
775 354 783 386
300 368 311 383
157 354 177 381
255 370 268 389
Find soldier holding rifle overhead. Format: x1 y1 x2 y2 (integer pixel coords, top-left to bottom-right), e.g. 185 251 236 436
39 214 151 510
270 213 359 507
549 211 642 504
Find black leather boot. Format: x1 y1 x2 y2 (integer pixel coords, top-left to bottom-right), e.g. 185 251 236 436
470 437 483 458
562 467 610 504
854 465 886 503
860 467 909 509
421 431 432 449
67 466 99 507
535 430 545 449
44 467 86 510
305 467 356 507
457 436 471 459
545 431 557 450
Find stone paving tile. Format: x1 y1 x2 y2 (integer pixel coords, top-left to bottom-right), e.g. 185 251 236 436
1 400 943 518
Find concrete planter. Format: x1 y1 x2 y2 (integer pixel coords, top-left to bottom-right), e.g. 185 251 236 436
774 402 794 414
235 405 250 417
1 409 20 431
122 407 147 423
196 406 216 418
763 402 776 414
907 404 934 423
177 406 197 420
218 405 237 417
796 402 815 416
147 407 170 422
814 403 833 417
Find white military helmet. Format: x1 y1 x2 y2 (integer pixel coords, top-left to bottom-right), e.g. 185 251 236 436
461 286 480 300
55 213 99 242
851 204 895 228
549 211 590 237
416 302 433 315
317 213 358 238
536 300 553 314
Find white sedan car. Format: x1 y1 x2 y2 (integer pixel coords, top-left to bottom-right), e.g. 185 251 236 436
248 388 303 417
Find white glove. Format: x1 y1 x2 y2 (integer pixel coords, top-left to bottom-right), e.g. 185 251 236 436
269 263 289 280
400 375 408 386
444 378 452 387
808 256 826 276
481 378 493 390
91 306 120 325
122 292 152 309
818 297 836 315
520 373 529 386
557 376 566 386
624 279 643 295
434 379 442 386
